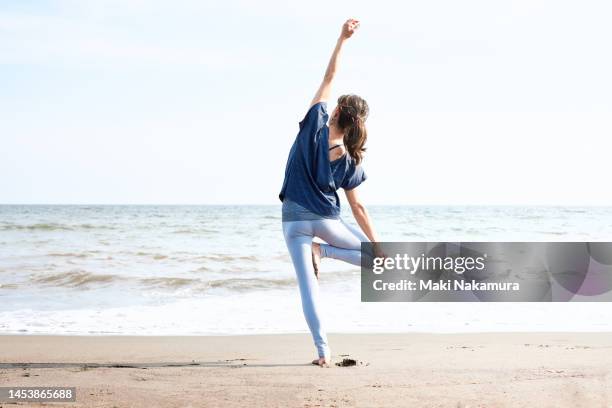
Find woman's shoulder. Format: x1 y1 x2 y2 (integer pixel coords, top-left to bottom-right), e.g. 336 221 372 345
297 103 329 146
309 101 328 112
297 104 329 145
300 102 328 126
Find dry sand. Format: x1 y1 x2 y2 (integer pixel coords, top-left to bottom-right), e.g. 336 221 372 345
1 333 612 407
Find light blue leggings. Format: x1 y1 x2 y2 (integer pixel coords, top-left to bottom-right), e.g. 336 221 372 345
282 218 369 358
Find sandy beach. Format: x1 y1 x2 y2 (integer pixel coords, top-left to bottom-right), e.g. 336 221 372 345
1 333 611 407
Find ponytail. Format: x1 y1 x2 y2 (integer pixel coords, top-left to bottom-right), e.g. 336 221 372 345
336 94 369 165
344 116 367 165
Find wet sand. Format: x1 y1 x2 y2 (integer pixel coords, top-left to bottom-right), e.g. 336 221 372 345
1 333 611 407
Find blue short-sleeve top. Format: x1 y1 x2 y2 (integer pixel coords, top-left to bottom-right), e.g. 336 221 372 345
278 102 367 218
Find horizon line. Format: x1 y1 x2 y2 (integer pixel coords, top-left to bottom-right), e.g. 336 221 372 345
1 203 611 207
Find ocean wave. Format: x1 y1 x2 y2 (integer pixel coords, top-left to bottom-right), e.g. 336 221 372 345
140 277 200 288
172 228 219 234
139 276 296 291
135 251 168 260
206 277 296 291
23 267 356 293
193 254 259 262
48 252 90 258
207 271 356 291
32 270 121 288
107 251 262 264
192 265 258 274
1 223 74 231
0 223 116 232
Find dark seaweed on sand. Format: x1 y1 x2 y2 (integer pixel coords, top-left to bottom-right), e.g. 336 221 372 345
335 358 357 367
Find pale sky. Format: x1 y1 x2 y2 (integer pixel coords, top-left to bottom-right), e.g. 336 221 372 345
1 0 611 205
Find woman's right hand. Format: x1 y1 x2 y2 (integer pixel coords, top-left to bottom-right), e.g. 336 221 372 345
340 18 360 40
372 243 387 260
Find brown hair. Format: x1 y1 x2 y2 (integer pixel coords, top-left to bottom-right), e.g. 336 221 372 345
335 94 369 165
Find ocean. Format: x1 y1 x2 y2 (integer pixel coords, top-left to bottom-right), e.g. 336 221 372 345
1 205 611 335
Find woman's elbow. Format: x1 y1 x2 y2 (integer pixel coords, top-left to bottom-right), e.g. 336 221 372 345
349 201 366 214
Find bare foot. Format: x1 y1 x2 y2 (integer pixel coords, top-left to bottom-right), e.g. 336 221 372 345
311 243 321 280
311 357 330 367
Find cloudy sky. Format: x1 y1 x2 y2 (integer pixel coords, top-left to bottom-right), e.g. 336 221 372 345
1 0 611 205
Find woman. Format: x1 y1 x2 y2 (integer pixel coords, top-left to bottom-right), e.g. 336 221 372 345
279 18 382 367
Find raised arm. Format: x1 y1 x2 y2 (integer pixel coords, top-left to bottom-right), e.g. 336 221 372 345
309 18 360 108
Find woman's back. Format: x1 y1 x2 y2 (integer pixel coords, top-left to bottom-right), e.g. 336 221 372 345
279 102 366 218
